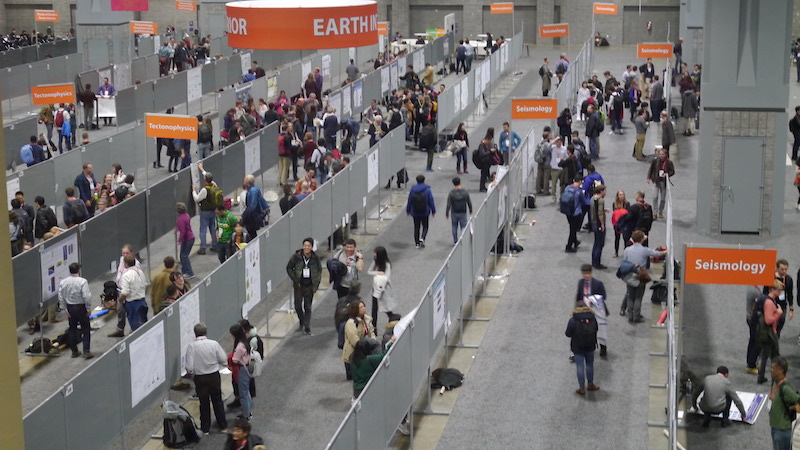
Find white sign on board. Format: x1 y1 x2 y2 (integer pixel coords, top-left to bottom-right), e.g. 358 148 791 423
179 290 200 376
242 243 262 319
187 66 202 103
129 321 166 407
367 150 379 192
244 135 261 175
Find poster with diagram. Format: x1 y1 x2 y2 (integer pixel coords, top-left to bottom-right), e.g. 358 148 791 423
380 66 390 94
240 52 251 78
460 77 469 111
367 150 379 192
322 54 331 79
342 84 352 116
179 290 200 376
40 233 79 300
267 75 278 99
244 135 260 175
129 321 166 408
302 61 312 85
242 243 261 319
352 81 363 110
187 66 202 103
432 271 447 338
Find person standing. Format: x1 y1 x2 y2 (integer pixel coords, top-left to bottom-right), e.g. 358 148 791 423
590 185 608 269
455 40 466 74
790 106 800 161
763 259 794 338
539 57 553 96
661 111 676 155
286 238 322 335
622 230 668 324
55 103 72 153
477 128 497 192
58 263 94 359
185 322 228 435
334 239 364 299
758 281 785 384
342 301 376 381
565 300 599 396
575 265 608 357
585 105 602 159
406 174 436 248
745 284 762 375
77 84 96 130
646 148 675 219
534 131 552 195
119 255 148 331
367 246 395 330
769 356 800 450
499 121 521 159
680 88 699 136
561 175 584 253
650 75 665 121
549 137 567 201
97 77 116 126
192 165 221 255
242 174 268 241
108 245 140 337
229 324 253 421
453 123 470 174
346 59 359 81
151 257 176 314
74 163 96 217
214 205 238 264
633 109 650 161
175 202 196 279
690 366 747 427
446 177 473 244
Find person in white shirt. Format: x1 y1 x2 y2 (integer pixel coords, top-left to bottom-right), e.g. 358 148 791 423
185 322 228 435
58 262 94 359
119 255 148 331
548 137 568 201
109 244 141 337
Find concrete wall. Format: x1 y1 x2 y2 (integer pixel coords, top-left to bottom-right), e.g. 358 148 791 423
1 1 74 38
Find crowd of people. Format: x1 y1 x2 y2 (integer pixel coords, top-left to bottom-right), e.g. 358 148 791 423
2 28 73 51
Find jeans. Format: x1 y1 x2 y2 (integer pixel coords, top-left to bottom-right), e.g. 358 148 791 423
199 210 218 249
194 372 227 432
746 319 760 368
180 238 195 276
611 113 623 132
180 152 191 170
456 148 468 172
45 122 55 148
592 226 606 266
293 284 314 331
215 241 231 264
115 303 127 332
589 136 599 159
451 212 468 243
238 364 252 418
197 142 212 159
574 350 595 389
66 304 91 353
772 428 792 450
653 181 666 215
626 283 647 321
58 130 72 153
566 214 581 250
124 298 148 331
465 55 473 72
413 216 429 245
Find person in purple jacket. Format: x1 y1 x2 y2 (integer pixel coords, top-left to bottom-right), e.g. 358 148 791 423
406 174 436 249
175 202 196 279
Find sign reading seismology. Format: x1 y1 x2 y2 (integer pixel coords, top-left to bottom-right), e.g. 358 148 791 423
145 113 198 140
511 98 558 120
35 10 60 22
539 23 569 39
490 2 514 14
175 1 196 11
637 43 673 58
226 0 378 50
684 247 777 285
593 2 618 14
31 83 75 105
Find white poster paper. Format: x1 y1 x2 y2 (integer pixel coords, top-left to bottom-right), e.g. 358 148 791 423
242 243 262 319
367 150 379 192
398 56 407 75
497 184 507 230
690 391 766 424
389 61 398 91
240 52 251 77
393 306 419 339
186 66 203 103
321 54 331 79
474 67 482 100
380 66 390 94
452 83 461 114
244 135 261 175
483 62 491 91
190 162 201 190
153 35 160 53
129 321 166 408
41 233 79 300
432 272 447 338
353 81 363 110
414 49 425 73
460 77 469 112
302 61 312 85
443 39 449 58
329 93 342 118
349 47 356 64
267 75 278 99
179 290 200 376
7 177 20 207
342 84 352 116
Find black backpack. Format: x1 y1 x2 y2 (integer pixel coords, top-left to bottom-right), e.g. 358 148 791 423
197 124 212 143
472 148 485 169
572 316 598 350
636 203 653 231
69 199 87 224
411 190 427 214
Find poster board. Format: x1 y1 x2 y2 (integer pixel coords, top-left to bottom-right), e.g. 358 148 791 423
342 84 352 116
267 75 278 99
242 243 261 319
179 290 200 376
352 81 363 110
40 233 79 300
244 135 261 175
432 272 447 337
367 150 379 192
321 54 331 79
186 66 202 103
129 321 166 407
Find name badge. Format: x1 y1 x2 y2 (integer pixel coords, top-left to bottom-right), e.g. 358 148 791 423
658 170 665 177
302 268 310 278
505 139 510 147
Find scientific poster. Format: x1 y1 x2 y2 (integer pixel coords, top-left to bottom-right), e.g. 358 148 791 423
414 49 425 73
393 306 419 339
114 62 131 90
443 39 449 59
129 321 166 408
367 150 379 192
179 290 200 376
475 68 482 100
483 62 491 92
389 61 398 91
352 81 363 110
460 77 469 112
380 66 390 94
321 54 331 79
497 184 507 230
242 243 262 319
342 84 352 116
453 83 461 114
267 75 278 99
153 35 160 52
186 66 202 103
432 272 447 338
7 177 20 207
329 93 341 118
398 56 407 75
244 135 261 175
690 391 765 424
240 52 251 77
302 61 312 84
190 162 201 190
40 233 79 300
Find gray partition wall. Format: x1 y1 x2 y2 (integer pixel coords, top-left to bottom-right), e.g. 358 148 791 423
3 115 38 169
0 39 78 69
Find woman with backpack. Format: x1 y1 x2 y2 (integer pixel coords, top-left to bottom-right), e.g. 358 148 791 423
565 301 600 396
477 128 496 192
342 301 376 381
227 320 261 408
611 190 630 258
229 324 253 420
453 123 470 174
367 246 396 330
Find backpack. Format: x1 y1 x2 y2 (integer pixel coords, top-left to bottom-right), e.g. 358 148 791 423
200 185 223 210
20 145 34 164
538 65 545 77
636 202 653 231
101 280 119 310
592 179 602 195
337 319 348 349
69 199 87 224
572 316 598 350
55 110 64 127
114 185 129 204
411 189 428 214
431 368 464 390
534 141 548 164
559 187 579 215
162 400 201 448
472 148 485 169
247 338 264 378
26 337 53 354
34 208 52 239
197 124 212 143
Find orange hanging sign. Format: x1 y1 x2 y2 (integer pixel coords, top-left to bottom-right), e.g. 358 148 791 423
145 114 199 140
31 84 75 105
511 99 558 120
377 22 389 36
490 3 514 14
539 23 569 39
684 247 777 285
175 1 196 11
637 43 674 58
130 21 158 35
35 10 60 22
593 3 618 15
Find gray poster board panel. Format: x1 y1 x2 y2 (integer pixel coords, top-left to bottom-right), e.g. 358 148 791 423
348 158 368 214
27 61 51 91
18 159 56 211
153 74 186 112
79 203 119 282
4 115 38 169
445 244 464 317
201 60 217 94
262 215 292 291
13 246 42 326
120 316 170 425
310 181 333 244
222 141 246 194
437 88 454 135
377 139 391 185
163 301 183 388
260 122 279 171
203 257 244 338
146 180 178 243
227 54 242 85
460 226 476 290
64 350 123 450
390 130 406 176
115 86 138 127
217 88 235 122
23 392 68 450
110 128 147 184
471 204 489 272
288 196 313 250
2 64 25 99
53 148 84 207
201 149 224 191
0 49 24 70
486 180 502 233
174 167 195 217
83 136 113 179
327 411 358 450
131 57 146 83
118 190 148 253
65 56 83 87
355 364 387 446
409 293 433 384
214 58 229 92
383 331 413 440
251 76 267 104
133 81 155 118
330 167 351 221
276 67 293 99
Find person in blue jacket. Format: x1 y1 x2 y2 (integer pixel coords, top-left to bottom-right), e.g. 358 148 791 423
406 174 436 249
498 121 521 158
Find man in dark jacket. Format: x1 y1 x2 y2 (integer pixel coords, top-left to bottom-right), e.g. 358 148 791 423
585 105 602 159
286 238 322 335
420 122 437 171
565 301 600 396
406 175 436 248
790 106 800 161
646 148 676 219
74 163 96 217
445 177 472 244
33 195 57 240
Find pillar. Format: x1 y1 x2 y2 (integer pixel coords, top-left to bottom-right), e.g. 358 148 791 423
75 0 134 69
390 0 410 39
536 0 555 47
696 0 792 236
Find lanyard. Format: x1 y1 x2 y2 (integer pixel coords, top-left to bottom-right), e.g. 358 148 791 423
771 378 786 400
302 256 310 268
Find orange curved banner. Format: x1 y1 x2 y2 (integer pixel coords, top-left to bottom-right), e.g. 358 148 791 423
685 248 777 285
31 84 75 105
511 99 558 120
145 114 198 140
593 3 618 15
637 43 673 58
35 10 60 22
490 3 514 14
175 1 196 11
226 1 378 50
539 23 569 39
130 21 158 35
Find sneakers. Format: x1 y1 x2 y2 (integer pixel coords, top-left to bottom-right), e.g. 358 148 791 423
419 239 425 248
197 248 206 255
415 243 420 249
227 399 241 409
575 388 586 395
71 351 81 358
304 329 313 336
619 309 626 316
183 274 196 280
587 384 600 392
83 352 94 359
108 330 124 338
569 354 575 363
745 367 758 374
721 419 732 428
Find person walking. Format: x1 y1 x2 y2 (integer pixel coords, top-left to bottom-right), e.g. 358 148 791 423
446 177 473 244
757 280 785 384
242 174 268 241
560 175 584 253
681 88 699 136
286 238 322 335
539 58 553 96
691 366 747 428
769 356 800 450
590 184 608 269
367 246 395 330
185 322 228 435
633 109 650 161
57 263 94 359
646 148 675 219
229 324 253 421
565 300 600 396
661 111 676 156
406 174 436 248
175 202 196 279
576 265 608 357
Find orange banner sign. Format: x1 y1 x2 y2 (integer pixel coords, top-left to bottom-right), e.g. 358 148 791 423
377 21 389 36
539 23 569 39
637 43 673 58
490 3 514 14
511 99 558 120
175 1 196 11
593 3 618 15
31 84 75 105
226 1 378 50
684 248 777 285
130 21 158 35
145 114 198 140
35 10 60 22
